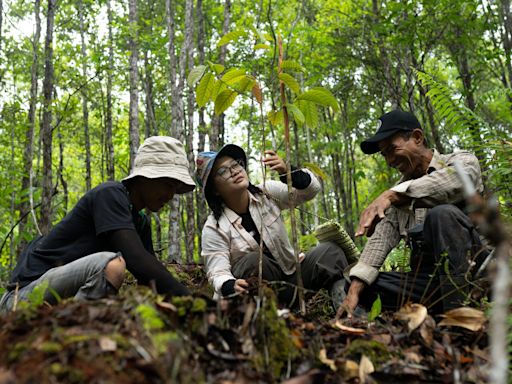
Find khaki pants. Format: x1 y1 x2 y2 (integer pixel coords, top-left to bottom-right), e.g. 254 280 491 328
231 241 348 306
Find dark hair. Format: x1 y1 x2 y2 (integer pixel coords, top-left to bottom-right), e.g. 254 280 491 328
397 130 429 148
205 175 262 222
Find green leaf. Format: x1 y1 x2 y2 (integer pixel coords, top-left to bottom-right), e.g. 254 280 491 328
217 30 246 47
368 294 382 322
296 87 339 111
207 61 225 75
297 100 319 127
281 60 306 73
214 90 238 115
196 72 215 107
286 103 305 125
303 162 329 181
263 33 274 42
236 75 256 93
254 43 271 50
187 65 207 86
211 79 227 100
221 68 247 85
278 73 301 94
267 109 284 125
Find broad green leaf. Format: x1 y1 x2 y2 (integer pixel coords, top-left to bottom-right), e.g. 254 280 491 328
206 61 225 75
368 295 381 322
303 162 329 181
254 43 271 50
236 75 256 93
211 79 227 100
214 89 238 115
217 30 246 47
278 73 301 94
187 65 206 86
221 68 247 85
196 72 215 107
297 100 319 127
267 109 284 125
286 103 305 125
263 33 274 42
281 60 306 73
296 87 339 111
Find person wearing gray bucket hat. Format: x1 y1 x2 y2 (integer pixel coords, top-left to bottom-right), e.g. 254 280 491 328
336 110 487 319
196 144 349 307
1 136 194 313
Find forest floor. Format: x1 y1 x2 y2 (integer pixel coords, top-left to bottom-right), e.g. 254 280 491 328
0 265 492 383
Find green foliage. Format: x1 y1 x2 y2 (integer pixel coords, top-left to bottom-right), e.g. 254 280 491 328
135 303 165 331
368 294 382 322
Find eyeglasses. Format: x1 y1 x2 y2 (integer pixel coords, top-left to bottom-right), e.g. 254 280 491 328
215 159 245 180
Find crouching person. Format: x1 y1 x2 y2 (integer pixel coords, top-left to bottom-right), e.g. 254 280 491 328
0 136 194 312
196 144 348 307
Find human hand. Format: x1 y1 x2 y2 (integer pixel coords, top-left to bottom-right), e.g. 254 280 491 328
262 150 287 175
335 278 365 320
234 279 249 294
355 190 397 237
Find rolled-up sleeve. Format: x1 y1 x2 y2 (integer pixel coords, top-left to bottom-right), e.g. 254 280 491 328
390 151 482 208
264 169 321 210
201 218 235 294
349 207 401 285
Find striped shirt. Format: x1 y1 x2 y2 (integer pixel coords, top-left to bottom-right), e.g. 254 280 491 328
349 150 483 285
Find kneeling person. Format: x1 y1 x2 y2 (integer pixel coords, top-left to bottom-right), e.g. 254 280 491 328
1 136 194 312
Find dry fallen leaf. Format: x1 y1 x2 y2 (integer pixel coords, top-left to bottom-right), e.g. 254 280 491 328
395 303 427 332
359 355 374 383
419 315 436 346
319 348 337 371
438 307 486 332
332 320 366 334
343 360 359 380
99 336 117 351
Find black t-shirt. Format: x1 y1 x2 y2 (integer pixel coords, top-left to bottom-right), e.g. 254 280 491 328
9 181 153 289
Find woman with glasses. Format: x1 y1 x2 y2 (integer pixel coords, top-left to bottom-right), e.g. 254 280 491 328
196 144 348 307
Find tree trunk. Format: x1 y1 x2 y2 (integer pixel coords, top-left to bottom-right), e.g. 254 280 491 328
195 0 207 257
105 0 115 180
39 0 56 235
79 0 91 191
210 0 231 149
57 125 68 214
500 0 512 92
143 51 156 138
18 0 41 253
128 0 140 169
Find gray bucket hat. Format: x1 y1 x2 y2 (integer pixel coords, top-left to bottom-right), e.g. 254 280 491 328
122 136 195 194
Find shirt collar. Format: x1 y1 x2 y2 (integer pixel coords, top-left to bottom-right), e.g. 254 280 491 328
222 190 261 224
427 149 443 174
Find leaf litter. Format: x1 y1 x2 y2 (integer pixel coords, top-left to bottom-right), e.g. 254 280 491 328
0 266 491 383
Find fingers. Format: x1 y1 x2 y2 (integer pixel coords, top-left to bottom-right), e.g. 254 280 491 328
262 150 286 174
335 303 353 320
234 279 249 294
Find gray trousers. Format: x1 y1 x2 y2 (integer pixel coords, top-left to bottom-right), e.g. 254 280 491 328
231 241 348 306
359 204 487 313
0 251 120 313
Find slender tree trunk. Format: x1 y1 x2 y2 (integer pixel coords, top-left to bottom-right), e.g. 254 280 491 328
10 100 16 264
18 0 41 253
166 0 179 139
105 0 115 180
57 125 68 213
0 0 3 83
210 0 231 149
195 0 207 257
128 0 140 169
500 0 512 92
79 0 91 191
39 0 56 235
184 0 196 263
143 51 156 138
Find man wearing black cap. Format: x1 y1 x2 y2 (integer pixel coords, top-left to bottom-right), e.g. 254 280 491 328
337 110 487 318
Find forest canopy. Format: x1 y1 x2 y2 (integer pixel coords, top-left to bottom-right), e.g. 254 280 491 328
0 0 511 271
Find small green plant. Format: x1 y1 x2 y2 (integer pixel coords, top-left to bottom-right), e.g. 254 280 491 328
368 294 382 322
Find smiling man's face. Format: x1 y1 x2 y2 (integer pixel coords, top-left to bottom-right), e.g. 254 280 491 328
378 130 425 179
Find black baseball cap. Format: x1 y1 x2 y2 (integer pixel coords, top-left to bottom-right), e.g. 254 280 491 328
360 110 422 154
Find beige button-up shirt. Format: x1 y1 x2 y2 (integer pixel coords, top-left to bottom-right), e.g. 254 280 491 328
349 150 483 285
201 169 321 296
